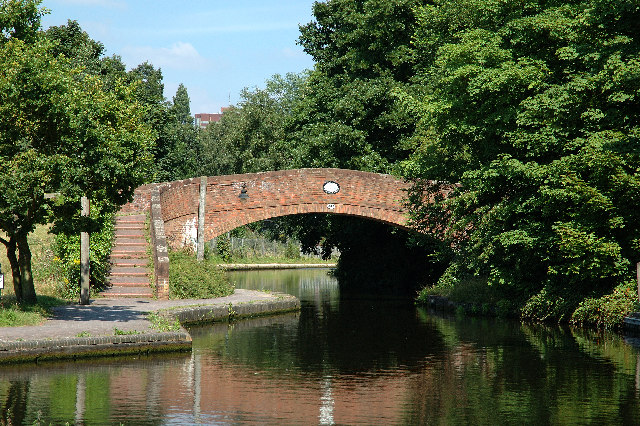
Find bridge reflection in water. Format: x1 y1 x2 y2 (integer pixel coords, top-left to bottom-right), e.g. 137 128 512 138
2 268 640 424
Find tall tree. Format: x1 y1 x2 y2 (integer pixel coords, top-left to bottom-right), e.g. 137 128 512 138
198 72 308 176
153 84 200 181
172 83 192 125
45 19 104 73
400 0 640 316
0 1 154 302
291 0 422 172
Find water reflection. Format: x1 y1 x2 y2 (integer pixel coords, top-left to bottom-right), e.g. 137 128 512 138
1 269 640 424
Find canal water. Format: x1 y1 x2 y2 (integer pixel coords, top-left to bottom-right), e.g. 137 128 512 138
2 268 640 424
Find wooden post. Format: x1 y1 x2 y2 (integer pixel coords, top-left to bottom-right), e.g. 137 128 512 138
637 262 640 304
197 176 207 261
80 196 90 305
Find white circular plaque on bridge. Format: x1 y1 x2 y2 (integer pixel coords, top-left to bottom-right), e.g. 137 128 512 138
323 181 340 194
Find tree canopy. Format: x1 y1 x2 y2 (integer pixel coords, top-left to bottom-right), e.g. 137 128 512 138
0 0 154 302
399 0 640 318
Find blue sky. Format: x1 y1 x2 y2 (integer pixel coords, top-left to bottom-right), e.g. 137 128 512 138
40 0 317 114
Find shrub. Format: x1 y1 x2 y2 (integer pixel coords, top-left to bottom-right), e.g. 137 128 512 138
284 240 300 259
53 211 114 300
216 234 232 262
169 250 234 299
571 282 639 329
520 286 577 323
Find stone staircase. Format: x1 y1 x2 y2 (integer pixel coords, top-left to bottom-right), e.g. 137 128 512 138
102 214 153 298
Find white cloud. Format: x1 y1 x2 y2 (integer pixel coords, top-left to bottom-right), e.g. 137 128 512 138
121 42 209 71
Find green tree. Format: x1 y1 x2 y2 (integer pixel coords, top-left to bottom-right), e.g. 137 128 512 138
0 1 154 303
172 83 192 125
45 19 103 73
401 0 640 317
291 0 421 172
149 83 200 181
274 0 440 290
198 72 308 176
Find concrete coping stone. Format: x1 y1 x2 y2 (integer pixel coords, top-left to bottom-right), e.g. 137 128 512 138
219 263 336 270
0 289 300 364
0 332 190 352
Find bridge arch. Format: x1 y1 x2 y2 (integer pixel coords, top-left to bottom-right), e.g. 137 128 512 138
156 168 411 250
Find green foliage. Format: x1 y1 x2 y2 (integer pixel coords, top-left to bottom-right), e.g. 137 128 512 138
401 0 640 321
284 240 300 260
571 282 639 330
215 234 232 262
147 311 181 332
0 0 43 44
520 287 578 323
153 83 200 181
53 208 114 300
292 0 420 172
0 6 154 303
168 250 234 299
198 72 308 176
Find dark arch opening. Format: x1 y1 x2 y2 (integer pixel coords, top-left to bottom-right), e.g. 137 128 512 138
215 213 449 297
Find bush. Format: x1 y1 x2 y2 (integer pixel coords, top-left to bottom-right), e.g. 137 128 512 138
53 211 114 300
169 250 234 299
520 286 577 323
284 240 300 259
571 282 639 330
216 234 232 262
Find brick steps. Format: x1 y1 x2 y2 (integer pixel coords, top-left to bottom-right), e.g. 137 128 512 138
102 214 153 299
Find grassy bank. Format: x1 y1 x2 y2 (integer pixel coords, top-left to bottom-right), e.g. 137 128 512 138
0 225 65 299
0 296 67 327
0 226 69 326
417 278 640 330
208 255 336 265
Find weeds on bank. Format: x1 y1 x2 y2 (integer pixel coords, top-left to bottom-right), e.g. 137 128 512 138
169 250 235 299
113 327 140 335
147 311 181 332
418 275 640 329
208 254 337 265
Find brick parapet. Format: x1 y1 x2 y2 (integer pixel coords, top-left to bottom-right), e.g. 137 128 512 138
156 168 413 250
118 184 154 215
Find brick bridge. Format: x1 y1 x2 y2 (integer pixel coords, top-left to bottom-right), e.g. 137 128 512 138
159 168 410 248
116 168 417 297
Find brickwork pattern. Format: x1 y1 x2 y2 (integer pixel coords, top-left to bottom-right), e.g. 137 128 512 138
157 168 411 249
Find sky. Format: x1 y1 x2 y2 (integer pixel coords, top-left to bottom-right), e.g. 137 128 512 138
40 0 317 114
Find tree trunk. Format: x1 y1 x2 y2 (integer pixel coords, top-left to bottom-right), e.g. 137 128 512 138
4 237 23 303
16 233 36 304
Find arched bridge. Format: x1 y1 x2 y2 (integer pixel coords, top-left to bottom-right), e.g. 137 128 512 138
157 168 410 249
116 168 451 298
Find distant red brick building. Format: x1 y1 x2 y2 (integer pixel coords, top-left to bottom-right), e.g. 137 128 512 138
194 107 230 129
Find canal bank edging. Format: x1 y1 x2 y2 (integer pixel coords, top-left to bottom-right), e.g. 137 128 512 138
219 263 336 271
0 332 191 364
0 290 300 364
163 296 300 325
623 313 640 333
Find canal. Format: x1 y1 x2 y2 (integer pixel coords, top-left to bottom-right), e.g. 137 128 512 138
1 268 640 424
